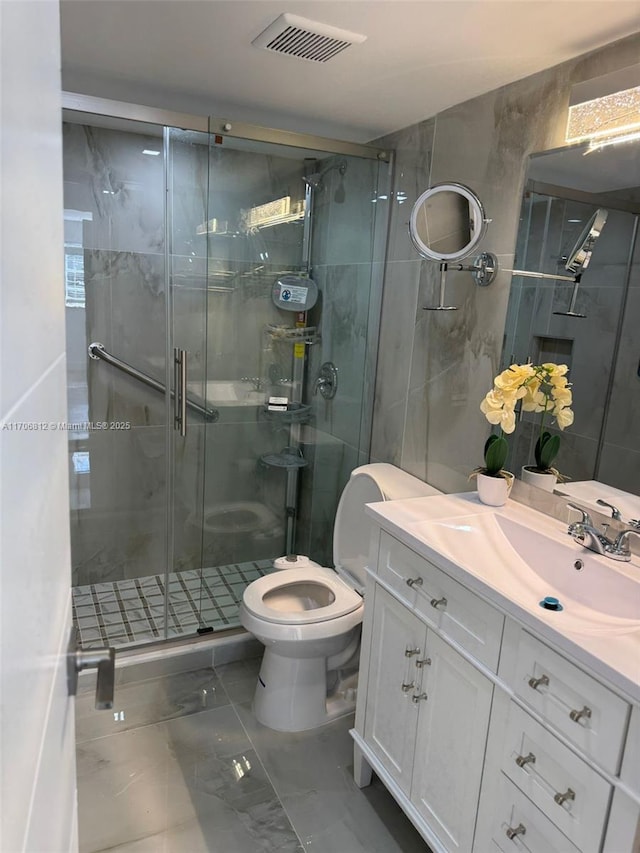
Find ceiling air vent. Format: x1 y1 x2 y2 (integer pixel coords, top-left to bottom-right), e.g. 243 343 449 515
252 13 366 63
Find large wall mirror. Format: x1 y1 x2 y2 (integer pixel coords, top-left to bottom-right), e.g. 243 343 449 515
502 138 640 508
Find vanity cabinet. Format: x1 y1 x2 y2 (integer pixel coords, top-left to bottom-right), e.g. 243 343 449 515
363 585 493 851
352 523 640 853
363 587 424 795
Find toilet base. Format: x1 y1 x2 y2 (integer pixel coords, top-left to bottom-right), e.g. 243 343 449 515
253 649 357 732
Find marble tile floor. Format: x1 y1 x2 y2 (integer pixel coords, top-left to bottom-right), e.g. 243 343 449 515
76 658 431 853
72 561 274 650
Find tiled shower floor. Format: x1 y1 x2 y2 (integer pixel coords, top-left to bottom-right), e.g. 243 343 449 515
72 560 274 649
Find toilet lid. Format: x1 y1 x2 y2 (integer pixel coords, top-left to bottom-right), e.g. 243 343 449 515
242 566 363 625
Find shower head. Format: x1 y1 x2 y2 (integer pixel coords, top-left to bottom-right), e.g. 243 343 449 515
302 159 347 192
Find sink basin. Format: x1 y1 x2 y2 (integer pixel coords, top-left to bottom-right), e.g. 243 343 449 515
407 510 640 630
495 515 640 620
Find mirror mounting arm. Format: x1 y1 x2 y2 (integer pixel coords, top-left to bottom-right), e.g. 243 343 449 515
447 252 498 287
423 252 498 311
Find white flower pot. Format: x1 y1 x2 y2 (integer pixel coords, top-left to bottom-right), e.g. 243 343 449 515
521 465 557 492
477 471 514 507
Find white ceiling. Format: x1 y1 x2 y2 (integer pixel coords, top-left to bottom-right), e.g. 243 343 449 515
60 1 640 143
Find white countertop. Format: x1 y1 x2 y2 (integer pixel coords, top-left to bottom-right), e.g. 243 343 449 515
366 493 640 704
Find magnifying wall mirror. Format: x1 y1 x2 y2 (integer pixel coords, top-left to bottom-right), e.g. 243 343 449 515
410 182 489 261
409 183 496 309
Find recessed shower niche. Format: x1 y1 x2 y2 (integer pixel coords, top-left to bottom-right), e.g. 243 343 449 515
62 103 390 650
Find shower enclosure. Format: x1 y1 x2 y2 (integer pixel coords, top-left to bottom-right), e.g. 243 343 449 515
63 98 390 650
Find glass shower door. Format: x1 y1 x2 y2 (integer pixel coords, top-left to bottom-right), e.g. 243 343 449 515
165 127 212 638
65 118 171 648
166 129 310 636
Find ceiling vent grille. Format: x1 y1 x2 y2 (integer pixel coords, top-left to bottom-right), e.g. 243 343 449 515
252 13 366 63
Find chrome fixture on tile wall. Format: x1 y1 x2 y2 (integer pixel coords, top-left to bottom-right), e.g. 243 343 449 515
409 182 497 310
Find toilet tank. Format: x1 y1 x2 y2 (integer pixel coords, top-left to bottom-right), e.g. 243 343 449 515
333 463 440 593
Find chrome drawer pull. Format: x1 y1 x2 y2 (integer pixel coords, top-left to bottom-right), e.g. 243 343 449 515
412 692 428 703
430 596 447 610
515 751 536 768
506 823 526 841
401 680 415 692
405 647 421 657
528 673 549 691
416 657 432 668
406 577 423 588
569 705 592 724
554 787 576 807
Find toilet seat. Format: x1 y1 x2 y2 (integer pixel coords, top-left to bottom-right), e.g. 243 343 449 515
242 566 362 625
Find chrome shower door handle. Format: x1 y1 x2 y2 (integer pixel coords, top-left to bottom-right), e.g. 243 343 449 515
174 348 187 436
67 627 116 710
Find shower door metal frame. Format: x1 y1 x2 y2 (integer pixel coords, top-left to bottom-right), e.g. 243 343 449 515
62 92 390 161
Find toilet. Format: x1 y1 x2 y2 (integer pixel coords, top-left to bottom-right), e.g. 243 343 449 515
240 463 440 732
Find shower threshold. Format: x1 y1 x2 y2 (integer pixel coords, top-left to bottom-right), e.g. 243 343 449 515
72 559 273 650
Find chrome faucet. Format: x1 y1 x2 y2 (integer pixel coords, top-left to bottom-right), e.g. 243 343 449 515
567 503 640 562
611 529 640 561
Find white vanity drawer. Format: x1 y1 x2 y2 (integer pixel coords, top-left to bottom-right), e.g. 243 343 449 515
513 632 629 774
502 702 611 852
489 775 581 853
378 531 504 671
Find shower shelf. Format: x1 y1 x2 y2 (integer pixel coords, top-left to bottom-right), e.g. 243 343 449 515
260 447 308 469
265 324 320 345
260 402 311 424
253 211 305 230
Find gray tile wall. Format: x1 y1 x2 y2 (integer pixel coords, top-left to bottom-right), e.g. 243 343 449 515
370 32 640 494
296 156 389 565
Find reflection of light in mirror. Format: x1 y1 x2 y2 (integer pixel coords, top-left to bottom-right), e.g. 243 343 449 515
232 756 252 781
586 129 640 154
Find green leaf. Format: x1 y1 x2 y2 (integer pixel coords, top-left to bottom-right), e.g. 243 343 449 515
535 431 560 470
484 434 508 476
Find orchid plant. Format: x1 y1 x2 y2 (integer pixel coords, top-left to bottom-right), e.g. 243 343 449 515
480 362 574 477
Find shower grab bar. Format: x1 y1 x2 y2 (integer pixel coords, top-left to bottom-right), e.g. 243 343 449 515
88 342 219 423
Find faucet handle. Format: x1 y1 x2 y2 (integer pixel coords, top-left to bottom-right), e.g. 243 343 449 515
596 499 623 521
567 503 593 527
